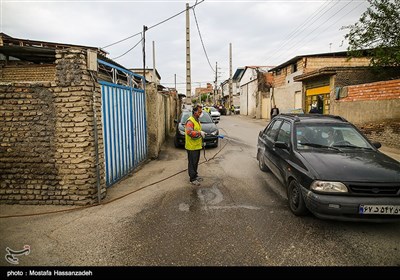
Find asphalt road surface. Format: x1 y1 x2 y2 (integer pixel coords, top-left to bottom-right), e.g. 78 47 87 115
1 114 399 268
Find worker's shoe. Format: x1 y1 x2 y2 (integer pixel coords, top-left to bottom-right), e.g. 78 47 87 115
195 177 203 182
190 180 201 186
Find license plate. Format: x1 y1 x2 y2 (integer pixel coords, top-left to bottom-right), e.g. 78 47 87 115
359 205 400 215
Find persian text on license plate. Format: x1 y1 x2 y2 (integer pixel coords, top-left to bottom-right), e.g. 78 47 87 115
359 205 400 215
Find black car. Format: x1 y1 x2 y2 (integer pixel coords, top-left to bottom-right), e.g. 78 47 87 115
257 114 400 222
215 105 227 115
174 111 219 148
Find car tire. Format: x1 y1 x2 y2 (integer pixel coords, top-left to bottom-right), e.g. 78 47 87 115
287 180 308 216
258 153 269 172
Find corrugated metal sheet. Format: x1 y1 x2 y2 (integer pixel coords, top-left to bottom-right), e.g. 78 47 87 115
98 60 147 187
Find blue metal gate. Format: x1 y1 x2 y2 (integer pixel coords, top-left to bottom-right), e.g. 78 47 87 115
98 60 147 187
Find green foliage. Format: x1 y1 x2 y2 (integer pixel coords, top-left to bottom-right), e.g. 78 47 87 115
344 0 400 66
201 94 209 102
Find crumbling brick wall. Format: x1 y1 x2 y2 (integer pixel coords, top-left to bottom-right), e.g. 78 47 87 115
0 48 106 205
358 119 400 149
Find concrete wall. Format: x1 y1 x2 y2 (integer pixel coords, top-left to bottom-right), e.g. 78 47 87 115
146 83 178 159
0 48 106 205
240 80 257 117
272 81 302 113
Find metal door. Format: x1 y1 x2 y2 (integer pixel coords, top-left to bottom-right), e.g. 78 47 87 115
99 60 147 187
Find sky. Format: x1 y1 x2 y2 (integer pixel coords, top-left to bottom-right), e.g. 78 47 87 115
1 0 370 95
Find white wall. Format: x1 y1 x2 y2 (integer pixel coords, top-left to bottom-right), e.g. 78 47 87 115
240 80 257 116
273 70 303 113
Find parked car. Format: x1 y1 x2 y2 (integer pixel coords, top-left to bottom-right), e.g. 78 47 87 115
208 107 221 122
257 114 400 222
286 108 304 114
174 111 219 148
215 105 227 115
233 105 240 115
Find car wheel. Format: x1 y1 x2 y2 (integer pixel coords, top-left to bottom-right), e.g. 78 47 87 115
287 180 308 216
258 153 269 172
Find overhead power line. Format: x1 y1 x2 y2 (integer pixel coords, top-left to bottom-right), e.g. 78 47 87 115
274 0 358 62
102 31 142 49
265 0 341 63
112 36 144 60
102 0 205 49
192 6 215 73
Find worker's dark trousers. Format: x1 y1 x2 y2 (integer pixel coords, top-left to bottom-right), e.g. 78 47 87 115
187 149 201 182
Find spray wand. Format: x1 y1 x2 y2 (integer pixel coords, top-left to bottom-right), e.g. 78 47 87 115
203 133 225 161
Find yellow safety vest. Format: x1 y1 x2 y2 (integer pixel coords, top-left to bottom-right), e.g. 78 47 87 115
185 116 203 150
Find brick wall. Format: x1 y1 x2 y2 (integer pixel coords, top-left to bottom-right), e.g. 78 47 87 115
340 79 400 102
358 119 400 149
331 79 400 147
273 56 370 88
0 48 106 205
305 57 370 73
1 64 56 82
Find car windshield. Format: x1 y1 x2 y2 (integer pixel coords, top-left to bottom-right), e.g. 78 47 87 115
180 111 214 124
295 123 373 150
210 107 218 113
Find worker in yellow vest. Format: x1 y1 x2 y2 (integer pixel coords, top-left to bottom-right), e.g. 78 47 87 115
185 104 206 186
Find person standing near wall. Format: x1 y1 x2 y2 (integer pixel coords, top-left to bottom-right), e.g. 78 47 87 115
270 105 280 120
309 103 319 113
185 105 206 186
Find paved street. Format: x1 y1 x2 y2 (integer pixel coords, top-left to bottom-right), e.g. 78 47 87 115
1 114 399 267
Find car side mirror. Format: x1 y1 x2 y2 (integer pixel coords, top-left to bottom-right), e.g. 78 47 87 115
372 142 381 149
275 141 289 150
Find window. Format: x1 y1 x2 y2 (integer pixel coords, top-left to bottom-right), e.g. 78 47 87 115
277 121 291 145
266 120 283 142
295 124 372 149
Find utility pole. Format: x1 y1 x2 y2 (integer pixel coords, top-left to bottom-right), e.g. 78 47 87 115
185 3 192 103
214 62 218 105
229 43 233 115
152 41 157 86
142 25 148 90
175 73 178 114
174 74 177 91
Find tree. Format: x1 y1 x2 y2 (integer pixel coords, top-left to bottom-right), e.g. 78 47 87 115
344 0 400 66
201 93 209 103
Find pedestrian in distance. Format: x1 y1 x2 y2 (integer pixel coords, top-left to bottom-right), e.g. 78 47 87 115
270 104 279 120
309 103 319 114
185 104 206 186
